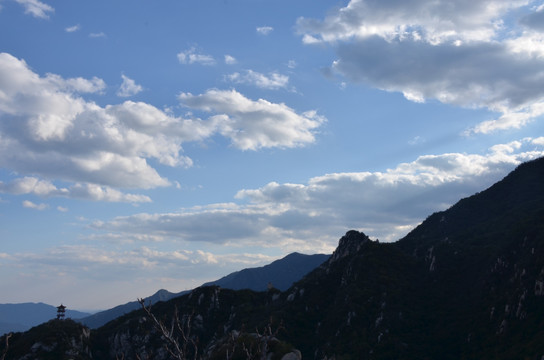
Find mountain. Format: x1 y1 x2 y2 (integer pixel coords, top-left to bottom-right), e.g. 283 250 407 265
76 289 186 329
202 252 330 291
0 319 92 360
78 252 328 329
2 157 544 359
0 303 90 336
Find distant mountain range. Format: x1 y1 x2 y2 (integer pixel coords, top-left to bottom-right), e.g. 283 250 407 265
2 157 544 359
0 252 329 333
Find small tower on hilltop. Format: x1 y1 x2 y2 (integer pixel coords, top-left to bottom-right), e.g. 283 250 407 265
56 304 66 320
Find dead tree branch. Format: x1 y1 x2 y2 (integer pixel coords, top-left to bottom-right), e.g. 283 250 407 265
0 333 11 360
138 298 198 360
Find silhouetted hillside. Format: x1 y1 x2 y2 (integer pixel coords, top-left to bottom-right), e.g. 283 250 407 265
78 252 328 329
202 252 329 291
77 289 186 329
0 303 89 336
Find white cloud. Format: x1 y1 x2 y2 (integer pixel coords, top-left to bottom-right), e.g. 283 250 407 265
533 136 544 145
70 183 152 203
297 0 526 45
256 26 274 35
177 47 216 65
224 55 237 65
89 32 106 38
0 53 323 200
15 0 53 19
117 74 143 97
179 89 325 150
0 177 59 196
298 0 544 133
22 200 48 210
408 136 425 145
45 73 106 93
467 102 544 134
65 24 81 33
90 138 544 247
226 70 289 90
91 204 268 244
57 206 68 212
0 53 199 190
0 177 151 203
505 30 544 58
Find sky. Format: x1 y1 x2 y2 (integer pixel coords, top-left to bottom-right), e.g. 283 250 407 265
1 0 544 311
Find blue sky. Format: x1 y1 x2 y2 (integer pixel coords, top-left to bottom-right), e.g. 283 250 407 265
1 0 544 311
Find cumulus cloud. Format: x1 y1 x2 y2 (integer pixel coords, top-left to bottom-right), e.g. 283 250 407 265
92 203 268 244
89 32 106 39
520 5 544 31
177 47 216 65
22 200 48 210
90 138 544 247
256 26 274 35
297 0 544 133
65 24 81 33
45 73 106 93
179 89 325 150
226 70 289 90
0 52 201 190
0 177 60 196
117 74 143 97
15 0 53 19
89 32 106 38
0 53 324 200
224 55 237 65
68 183 151 203
298 0 527 44
0 177 151 203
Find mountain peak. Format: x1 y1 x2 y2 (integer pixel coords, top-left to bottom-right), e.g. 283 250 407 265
329 230 370 263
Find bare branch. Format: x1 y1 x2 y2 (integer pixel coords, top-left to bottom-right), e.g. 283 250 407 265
137 298 198 360
0 333 12 360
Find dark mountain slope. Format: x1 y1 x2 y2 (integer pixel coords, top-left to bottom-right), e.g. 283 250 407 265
202 252 329 291
78 289 187 329
1 319 92 360
277 231 428 359
394 157 544 358
398 156 544 253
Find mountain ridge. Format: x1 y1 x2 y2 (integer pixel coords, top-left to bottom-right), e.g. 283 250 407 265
201 252 329 291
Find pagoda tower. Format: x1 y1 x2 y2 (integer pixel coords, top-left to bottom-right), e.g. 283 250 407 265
56 304 66 320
